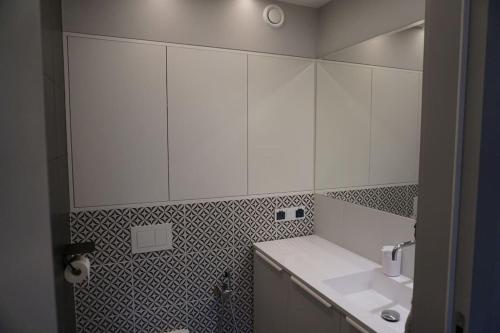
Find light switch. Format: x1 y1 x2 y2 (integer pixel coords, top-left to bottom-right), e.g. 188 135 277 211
131 223 173 254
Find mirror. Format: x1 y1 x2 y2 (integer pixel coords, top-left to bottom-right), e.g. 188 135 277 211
314 22 424 218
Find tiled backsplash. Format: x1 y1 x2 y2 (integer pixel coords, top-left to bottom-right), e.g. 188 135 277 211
69 186 416 333
325 184 418 218
69 194 314 333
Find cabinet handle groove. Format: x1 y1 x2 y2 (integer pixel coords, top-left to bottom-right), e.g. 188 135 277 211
290 276 332 308
346 317 370 333
255 250 282 272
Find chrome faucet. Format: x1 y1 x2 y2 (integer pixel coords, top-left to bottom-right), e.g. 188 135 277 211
392 240 415 260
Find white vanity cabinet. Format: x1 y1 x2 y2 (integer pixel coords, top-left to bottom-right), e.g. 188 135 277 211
341 317 372 333
288 276 342 333
254 251 290 333
254 251 342 333
370 68 422 185
66 36 169 208
167 46 248 200
248 55 315 194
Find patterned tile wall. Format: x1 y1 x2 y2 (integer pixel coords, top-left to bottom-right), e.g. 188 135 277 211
326 184 418 218
69 194 314 333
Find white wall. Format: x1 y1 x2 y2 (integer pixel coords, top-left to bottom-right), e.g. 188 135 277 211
324 27 425 71
62 0 426 60
62 0 319 58
315 194 416 278
317 0 425 57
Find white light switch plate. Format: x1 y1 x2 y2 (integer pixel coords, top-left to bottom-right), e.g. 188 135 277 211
131 223 173 254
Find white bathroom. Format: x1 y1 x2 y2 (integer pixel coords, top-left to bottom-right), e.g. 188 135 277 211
2 0 495 333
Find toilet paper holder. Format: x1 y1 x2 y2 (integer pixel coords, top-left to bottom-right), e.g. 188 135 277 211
63 242 95 274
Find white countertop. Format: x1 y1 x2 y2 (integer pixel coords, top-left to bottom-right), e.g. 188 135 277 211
254 235 413 333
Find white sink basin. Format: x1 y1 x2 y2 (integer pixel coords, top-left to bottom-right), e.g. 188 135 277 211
323 269 413 331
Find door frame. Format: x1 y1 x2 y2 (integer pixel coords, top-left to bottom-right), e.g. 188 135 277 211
412 0 470 331
414 0 500 332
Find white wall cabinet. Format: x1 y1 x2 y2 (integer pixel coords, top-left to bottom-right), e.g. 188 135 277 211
315 61 422 190
167 46 247 200
248 55 315 194
67 36 169 208
370 68 422 185
65 33 422 207
315 62 372 190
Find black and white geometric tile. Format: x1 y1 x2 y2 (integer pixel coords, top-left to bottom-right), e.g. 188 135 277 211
233 246 254 296
187 248 235 301
185 201 234 253
70 209 132 265
69 187 417 333
133 255 188 309
232 197 276 245
326 184 418 218
233 288 254 333
134 303 188 333
69 193 315 333
74 262 134 328
377 186 411 217
76 314 135 333
187 297 230 333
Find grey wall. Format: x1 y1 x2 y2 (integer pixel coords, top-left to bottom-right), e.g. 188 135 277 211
317 0 425 57
324 27 425 71
0 0 73 332
62 0 319 58
315 194 416 278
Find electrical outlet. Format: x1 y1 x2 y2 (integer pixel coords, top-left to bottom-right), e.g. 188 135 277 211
275 206 305 222
276 210 286 221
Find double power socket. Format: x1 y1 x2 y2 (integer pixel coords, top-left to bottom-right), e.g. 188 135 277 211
275 206 306 222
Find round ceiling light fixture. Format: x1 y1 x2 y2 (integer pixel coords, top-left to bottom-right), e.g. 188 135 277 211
263 4 285 28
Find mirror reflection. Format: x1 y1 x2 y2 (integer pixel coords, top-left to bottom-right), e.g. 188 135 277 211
315 22 424 218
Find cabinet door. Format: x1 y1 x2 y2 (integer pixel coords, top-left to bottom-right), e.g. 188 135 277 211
254 251 289 333
67 36 169 207
370 68 422 185
341 316 372 333
315 62 372 190
167 46 247 200
287 276 342 333
248 55 315 194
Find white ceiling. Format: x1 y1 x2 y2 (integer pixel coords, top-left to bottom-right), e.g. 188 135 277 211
279 0 333 8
